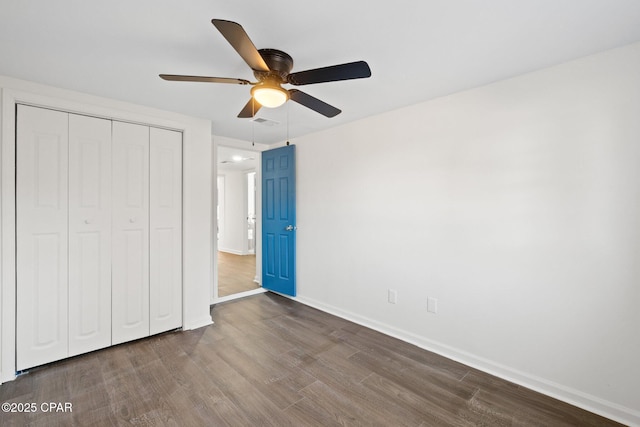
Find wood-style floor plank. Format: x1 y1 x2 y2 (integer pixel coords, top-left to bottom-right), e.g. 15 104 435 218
217 251 259 297
0 293 625 426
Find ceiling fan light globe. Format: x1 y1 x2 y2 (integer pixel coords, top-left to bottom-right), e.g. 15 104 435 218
251 85 289 108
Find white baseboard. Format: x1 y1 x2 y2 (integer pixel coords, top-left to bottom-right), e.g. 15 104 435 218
0 370 14 384
183 316 214 331
218 248 246 255
293 295 640 427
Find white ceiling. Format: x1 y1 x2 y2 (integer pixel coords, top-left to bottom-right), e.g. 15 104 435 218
2 1 640 145
218 146 258 172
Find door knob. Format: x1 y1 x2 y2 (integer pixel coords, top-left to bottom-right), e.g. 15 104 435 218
84 219 91 224
129 217 136 223
285 225 297 231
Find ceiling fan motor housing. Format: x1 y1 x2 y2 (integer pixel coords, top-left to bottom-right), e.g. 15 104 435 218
254 49 294 82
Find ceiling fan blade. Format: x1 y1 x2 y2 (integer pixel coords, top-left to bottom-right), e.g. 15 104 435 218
159 74 251 85
211 19 270 72
237 98 262 118
287 61 371 85
289 89 341 118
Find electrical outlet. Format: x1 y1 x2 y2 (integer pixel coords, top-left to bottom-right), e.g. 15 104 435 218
427 297 438 313
388 289 397 304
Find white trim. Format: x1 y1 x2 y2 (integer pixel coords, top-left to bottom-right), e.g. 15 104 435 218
0 87 17 383
211 166 220 304
293 295 640 427
212 138 264 302
213 287 266 304
183 315 215 331
218 248 249 256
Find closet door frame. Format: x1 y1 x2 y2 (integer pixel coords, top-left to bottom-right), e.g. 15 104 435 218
1 88 198 383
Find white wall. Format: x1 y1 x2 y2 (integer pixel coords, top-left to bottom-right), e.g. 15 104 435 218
218 170 248 255
294 42 640 425
0 75 213 384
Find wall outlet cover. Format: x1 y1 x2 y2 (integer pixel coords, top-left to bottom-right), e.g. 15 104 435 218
427 297 438 313
388 289 397 304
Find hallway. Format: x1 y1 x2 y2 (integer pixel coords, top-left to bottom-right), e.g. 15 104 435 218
218 251 259 297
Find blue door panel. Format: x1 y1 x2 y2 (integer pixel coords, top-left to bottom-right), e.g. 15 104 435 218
279 177 289 220
266 233 276 276
265 179 275 219
281 155 288 168
279 234 290 279
262 145 296 296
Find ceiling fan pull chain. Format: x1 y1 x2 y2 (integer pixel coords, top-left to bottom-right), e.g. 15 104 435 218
252 103 255 146
286 102 290 146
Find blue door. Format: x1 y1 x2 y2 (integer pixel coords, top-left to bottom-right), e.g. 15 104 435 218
262 145 296 296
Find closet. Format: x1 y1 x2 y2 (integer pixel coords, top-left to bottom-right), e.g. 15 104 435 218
16 105 182 370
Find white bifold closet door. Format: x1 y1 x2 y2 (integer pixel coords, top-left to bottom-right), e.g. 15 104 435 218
68 114 112 357
16 107 112 369
111 122 182 345
149 127 183 335
16 105 182 370
16 106 70 370
111 122 150 345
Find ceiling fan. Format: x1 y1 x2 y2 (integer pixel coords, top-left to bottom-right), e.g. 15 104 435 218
160 19 372 118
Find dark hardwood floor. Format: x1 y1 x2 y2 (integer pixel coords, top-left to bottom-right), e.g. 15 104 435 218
0 293 623 426
218 251 259 297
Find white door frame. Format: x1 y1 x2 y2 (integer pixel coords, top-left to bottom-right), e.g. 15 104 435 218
212 140 268 303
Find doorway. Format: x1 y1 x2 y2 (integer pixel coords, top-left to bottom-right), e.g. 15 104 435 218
216 146 261 299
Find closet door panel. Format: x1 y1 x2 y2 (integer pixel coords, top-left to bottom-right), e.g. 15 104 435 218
68 114 112 356
16 105 69 370
112 121 150 345
149 128 183 335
